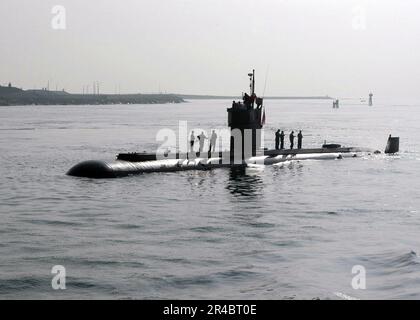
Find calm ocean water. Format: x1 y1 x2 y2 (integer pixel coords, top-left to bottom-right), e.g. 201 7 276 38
1 98 420 299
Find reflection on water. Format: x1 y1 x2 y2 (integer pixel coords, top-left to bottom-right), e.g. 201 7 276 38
226 167 264 199
186 169 217 187
272 161 305 179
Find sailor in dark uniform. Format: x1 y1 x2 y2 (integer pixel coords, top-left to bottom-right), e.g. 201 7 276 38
209 130 218 152
198 131 208 153
280 131 285 149
244 93 256 109
289 131 295 150
190 131 195 152
275 130 281 150
256 97 263 109
243 93 250 108
297 130 303 149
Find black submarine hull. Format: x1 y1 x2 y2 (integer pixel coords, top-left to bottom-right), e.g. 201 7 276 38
67 147 364 179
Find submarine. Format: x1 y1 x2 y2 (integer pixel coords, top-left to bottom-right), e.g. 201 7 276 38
67 70 398 179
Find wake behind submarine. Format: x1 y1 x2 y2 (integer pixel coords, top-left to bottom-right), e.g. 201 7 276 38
67 70 399 179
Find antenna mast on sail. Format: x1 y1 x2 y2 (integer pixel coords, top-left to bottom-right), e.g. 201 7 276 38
248 69 255 96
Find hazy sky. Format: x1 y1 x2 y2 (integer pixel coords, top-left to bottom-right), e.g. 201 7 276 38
1 0 420 98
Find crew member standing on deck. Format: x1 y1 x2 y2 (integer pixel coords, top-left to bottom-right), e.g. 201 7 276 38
243 93 251 109
190 131 195 152
275 129 281 150
209 130 218 153
198 131 208 153
289 131 295 150
298 130 303 149
280 131 285 149
256 97 263 109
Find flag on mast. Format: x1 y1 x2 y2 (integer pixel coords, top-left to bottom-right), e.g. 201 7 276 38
261 107 266 126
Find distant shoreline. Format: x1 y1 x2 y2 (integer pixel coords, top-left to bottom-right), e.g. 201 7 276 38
0 86 184 106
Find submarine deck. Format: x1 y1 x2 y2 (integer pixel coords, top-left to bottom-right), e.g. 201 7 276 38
117 147 371 162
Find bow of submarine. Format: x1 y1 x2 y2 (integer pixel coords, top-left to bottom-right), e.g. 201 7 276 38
67 160 119 179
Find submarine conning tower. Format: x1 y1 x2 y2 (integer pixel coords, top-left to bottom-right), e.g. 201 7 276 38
227 69 264 163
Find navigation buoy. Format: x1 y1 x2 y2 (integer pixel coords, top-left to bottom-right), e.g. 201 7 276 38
385 135 399 154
